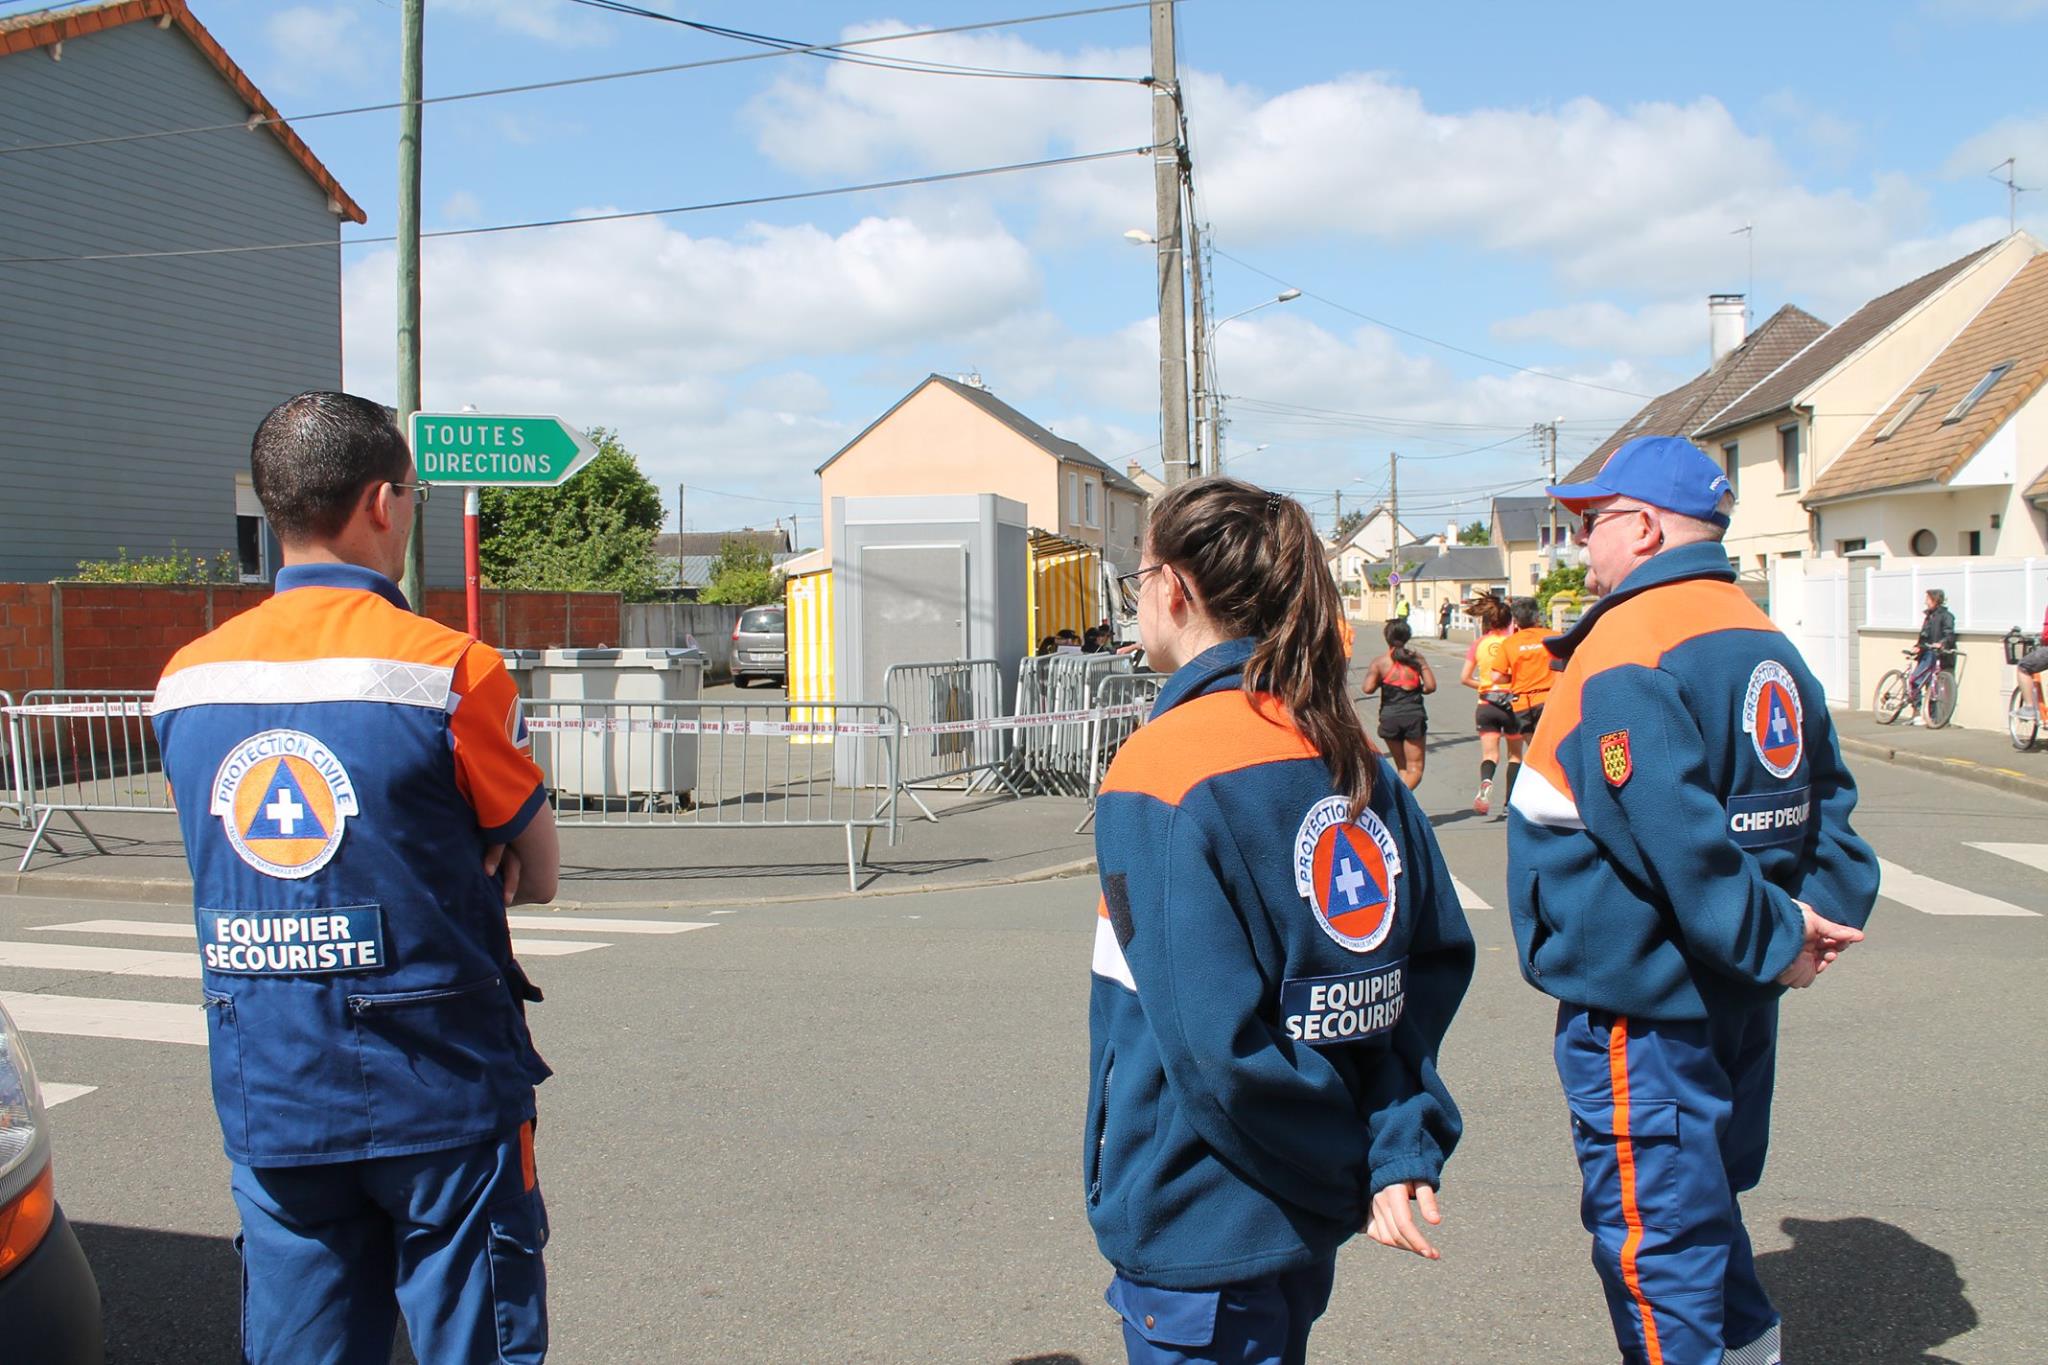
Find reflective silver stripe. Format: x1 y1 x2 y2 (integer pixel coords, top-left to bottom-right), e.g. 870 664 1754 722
1092 914 1136 992
1722 1321 1780 1365
153 658 456 714
1507 763 1584 830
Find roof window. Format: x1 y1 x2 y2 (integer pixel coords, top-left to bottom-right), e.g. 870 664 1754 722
1942 362 2013 424
1874 387 1937 441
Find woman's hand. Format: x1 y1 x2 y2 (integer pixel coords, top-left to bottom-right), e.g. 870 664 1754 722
1365 1180 1443 1260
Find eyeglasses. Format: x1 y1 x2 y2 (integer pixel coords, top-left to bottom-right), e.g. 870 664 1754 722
1115 564 1170 616
389 481 432 507
1576 504 1643 540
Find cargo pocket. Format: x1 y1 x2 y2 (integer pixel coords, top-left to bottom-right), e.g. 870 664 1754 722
347 975 512 1135
1566 1092 1681 1233
487 1186 550 1363
1106 1275 1218 1350
201 990 249 1154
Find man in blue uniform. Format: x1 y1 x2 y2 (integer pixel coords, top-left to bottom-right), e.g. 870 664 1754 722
154 392 561 1363
1507 436 1878 1365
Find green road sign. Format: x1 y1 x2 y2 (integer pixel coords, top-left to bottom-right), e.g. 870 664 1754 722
409 413 597 486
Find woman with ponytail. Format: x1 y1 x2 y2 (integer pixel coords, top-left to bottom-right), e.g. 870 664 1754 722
1359 617 1436 791
1085 477 1475 1365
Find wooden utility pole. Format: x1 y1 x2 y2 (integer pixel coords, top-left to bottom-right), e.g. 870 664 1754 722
1538 421 1560 571
1388 450 1400 607
397 0 425 611
1150 2 1190 485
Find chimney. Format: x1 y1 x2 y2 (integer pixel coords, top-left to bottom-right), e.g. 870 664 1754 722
1709 294 1746 364
1441 521 1455 556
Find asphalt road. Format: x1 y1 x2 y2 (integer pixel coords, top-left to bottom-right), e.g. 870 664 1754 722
9 642 2045 1362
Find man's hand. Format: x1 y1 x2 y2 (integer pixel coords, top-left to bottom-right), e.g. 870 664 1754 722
482 844 523 907
1365 1181 1442 1260
1777 900 1865 988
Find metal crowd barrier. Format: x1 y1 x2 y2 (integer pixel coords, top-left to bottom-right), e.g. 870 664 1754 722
523 697 904 892
1009 653 1135 796
882 659 1019 805
0 691 24 829
11 690 171 870
1073 672 1168 833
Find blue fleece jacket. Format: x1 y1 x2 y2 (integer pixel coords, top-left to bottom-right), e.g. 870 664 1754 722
1086 638 1474 1289
1505 543 1879 1021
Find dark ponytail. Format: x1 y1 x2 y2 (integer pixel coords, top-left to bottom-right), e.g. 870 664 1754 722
1383 618 1421 670
1146 477 1374 814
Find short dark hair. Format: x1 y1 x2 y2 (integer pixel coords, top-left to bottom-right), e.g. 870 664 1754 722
1511 596 1541 629
251 391 412 543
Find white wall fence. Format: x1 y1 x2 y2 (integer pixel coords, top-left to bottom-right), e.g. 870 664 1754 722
1862 558 2048 633
1768 561 1850 702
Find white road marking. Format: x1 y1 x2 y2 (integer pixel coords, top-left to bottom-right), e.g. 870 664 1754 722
506 915 716 935
40 915 711 940
0 937 606 976
1968 842 2048 876
1451 877 1492 912
1876 858 2040 918
0 991 207 1046
41 1083 97 1108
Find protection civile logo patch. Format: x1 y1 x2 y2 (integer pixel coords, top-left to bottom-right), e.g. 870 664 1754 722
1743 660 1805 780
211 730 359 879
1293 796 1400 953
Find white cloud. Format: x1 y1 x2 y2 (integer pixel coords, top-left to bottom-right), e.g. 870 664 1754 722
263 5 372 95
1493 300 1707 359
439 190 484 225
1944 113 2048 186
341 212 1040 513
433 0 612 46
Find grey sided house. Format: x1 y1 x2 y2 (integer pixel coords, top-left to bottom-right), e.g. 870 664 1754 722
0 0 462 586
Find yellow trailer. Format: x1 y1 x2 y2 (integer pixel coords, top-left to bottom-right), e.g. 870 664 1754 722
783 568 835 742
1027 530 1103 645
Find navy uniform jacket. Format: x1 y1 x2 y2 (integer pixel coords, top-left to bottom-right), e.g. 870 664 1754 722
1506 543 1880 1021
154 563 551 1167
1087 638 1474 1289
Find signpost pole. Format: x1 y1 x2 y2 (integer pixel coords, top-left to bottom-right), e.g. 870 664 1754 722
464 486 482 639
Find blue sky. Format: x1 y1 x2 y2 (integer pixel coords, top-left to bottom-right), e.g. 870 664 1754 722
19 0 2047 541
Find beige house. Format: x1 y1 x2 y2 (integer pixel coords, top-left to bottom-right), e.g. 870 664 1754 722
1806 250 2048 558
817 374 1149 570
1489 495 1565 595
1564 301 1831 598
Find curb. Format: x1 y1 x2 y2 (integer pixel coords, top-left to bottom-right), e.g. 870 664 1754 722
0 857 1101 912
1836 734 2048 803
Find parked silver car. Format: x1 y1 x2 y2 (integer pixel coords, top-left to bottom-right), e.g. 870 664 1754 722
0 1000 104 1363
731 605 787 689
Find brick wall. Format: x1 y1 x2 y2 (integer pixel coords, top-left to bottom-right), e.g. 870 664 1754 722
0 582 624 697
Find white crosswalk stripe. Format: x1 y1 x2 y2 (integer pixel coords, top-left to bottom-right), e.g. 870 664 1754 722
1451 877 1492 912
1876 858 2040 918
1967 842 2048 875
0 991 207 1046
41 1083 97 1108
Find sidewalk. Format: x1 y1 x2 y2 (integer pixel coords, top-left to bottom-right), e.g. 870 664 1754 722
0 786 1100 908
1829 706 2048 802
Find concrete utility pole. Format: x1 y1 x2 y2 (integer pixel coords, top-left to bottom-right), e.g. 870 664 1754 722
676 483 686 582
1149 1 1190 485
1537 420 1560 569
1188 213 1211 477
1332 487 1341 540
1388 451 1400 597
397 0 425 612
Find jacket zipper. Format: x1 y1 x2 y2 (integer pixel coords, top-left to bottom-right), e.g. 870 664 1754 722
346 975 500 1015
1089 1057 1113 1204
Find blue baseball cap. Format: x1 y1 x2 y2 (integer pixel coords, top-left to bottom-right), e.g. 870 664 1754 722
1546 435 1733 526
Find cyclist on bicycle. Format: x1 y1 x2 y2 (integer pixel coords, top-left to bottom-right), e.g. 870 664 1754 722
1910 589 1957 726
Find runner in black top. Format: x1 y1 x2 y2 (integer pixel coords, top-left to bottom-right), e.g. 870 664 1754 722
1359 618 1436 791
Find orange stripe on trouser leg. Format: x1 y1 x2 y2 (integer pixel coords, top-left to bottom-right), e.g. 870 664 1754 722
1607 1017 1664 1365
519 1120 537 1192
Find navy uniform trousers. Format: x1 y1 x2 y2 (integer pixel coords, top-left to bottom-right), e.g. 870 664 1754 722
1555 1003 1783 1365
230 1122 547 1365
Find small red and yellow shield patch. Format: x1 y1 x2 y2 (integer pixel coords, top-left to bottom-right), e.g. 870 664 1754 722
1598 730 1632 787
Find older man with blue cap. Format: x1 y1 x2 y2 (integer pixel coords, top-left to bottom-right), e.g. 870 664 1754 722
1506 435 1879 1364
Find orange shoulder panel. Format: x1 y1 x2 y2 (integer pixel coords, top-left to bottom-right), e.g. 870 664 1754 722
1099 690 1319 805
1522 578 1772 791
163 588 473 674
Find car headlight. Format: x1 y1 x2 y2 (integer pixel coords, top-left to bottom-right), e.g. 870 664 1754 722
0 1001 56 1279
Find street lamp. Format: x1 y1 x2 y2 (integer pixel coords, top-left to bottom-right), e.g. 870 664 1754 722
1203 289 1301 472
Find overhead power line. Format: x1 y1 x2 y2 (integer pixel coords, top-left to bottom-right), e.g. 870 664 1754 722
566 1 1147 84
1209 247 1654 401
0 0 1165 159
0 144 1158 265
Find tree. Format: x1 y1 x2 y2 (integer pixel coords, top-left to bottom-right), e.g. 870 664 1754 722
1459 520 1490 545
1536 563 1587 613
1333 509 1368 542
478 426 668 600
700 539 781 606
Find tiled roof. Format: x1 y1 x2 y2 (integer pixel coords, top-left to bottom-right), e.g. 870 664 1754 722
1490 494 1553 545
1562 304 1830 483
1807 253 2048 505
1694 244 1996 439
671 551 801 587
1368 544 1506 582
654 529 792 560
0 1 366 223
818 374 1145 495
